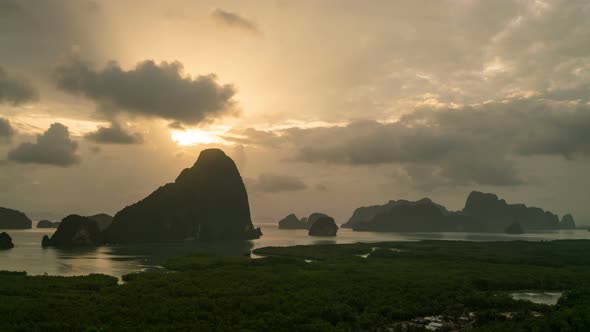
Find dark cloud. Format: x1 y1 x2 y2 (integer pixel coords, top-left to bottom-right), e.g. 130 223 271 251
247 173 307 193
89 146 101 154
0 118 15 142
84 122 143 144
54 58 237 126
211 8 259 34
0 67 38 105
315 184 328 191
7 123 80 166
239 98 590 187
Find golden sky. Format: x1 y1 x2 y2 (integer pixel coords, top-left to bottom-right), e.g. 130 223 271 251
1 0 589 224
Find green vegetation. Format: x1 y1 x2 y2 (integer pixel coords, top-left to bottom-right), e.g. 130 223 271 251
1 240 590 331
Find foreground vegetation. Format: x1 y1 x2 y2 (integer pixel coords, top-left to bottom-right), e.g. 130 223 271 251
1 240 590 331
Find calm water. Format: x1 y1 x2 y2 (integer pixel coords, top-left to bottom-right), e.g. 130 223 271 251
510 292 563 305
1 224 589 278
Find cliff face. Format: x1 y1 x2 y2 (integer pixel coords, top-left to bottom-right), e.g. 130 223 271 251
344 198 450 230
462 191 559 232
353 199 478 233
87 214 113 231
42 215 102 247
0 232 14 250
348 192 566 234
278 214 307 229
308 216 338 236
37 220 60 228
0 207 32 229
559 214 576 230
104 149 261 243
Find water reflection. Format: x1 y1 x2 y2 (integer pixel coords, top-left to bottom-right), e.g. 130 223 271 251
510 292 563 305
1 225 589 278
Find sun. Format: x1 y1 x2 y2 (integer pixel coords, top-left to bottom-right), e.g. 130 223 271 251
171 129 225 146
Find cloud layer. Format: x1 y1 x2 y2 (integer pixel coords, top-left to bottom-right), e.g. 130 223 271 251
54 59 237 126
0 67 37 105
211 8 259 34
237 97 590 187
248 173 307 193
0 118 15 142
84 122 143 144
7 123 80 166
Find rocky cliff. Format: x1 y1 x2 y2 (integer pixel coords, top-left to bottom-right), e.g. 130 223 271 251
0 232 14 250
87 213 113 231
42 215 102 247
559 214 576 230
37 220 60 228
104 149 262 243
353 199 478 232
343 198 450 229
0 207 32 229
462 191 560 232
308 216 338 236
278 214 308 229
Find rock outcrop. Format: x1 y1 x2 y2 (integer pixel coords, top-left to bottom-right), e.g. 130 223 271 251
278 214 307 229
87 213 113 231
42 215 101 247
348 191 567 234
307 213 330 229
104 149 262 243
462 191 559 232
37 220 60 228
559 214 576 230
505 222 524 234
353 198 478 233
308 216 338 236
0 232 14 250
343 199 450 229
0 207 32 229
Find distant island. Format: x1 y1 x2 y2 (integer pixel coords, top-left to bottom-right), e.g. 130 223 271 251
37 220 60 228
0 232 14 250
343 191 577 233
42 215 102 247
278 212 332 230
308 216 338 236
0 207 32 229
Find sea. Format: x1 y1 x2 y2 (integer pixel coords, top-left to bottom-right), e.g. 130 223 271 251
1 223 589 278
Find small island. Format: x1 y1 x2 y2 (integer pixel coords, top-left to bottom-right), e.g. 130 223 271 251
505 222 525 234
0 232 14 250
308 216 338 236
42 215 102 247
278 214 308 230
37 220 60 228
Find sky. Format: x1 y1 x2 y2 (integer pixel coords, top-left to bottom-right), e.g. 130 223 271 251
0 0 589 224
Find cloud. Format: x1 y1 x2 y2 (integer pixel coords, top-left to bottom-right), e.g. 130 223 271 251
237 97 590 187
0 67 38 105
7 123 80 166
247 173 308 193
211 8 259 34
315 184 328 191
84 122 143 144
54 58 237 126
0 118 15 142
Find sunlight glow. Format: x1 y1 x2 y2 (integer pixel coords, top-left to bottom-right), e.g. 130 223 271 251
171 129 228 146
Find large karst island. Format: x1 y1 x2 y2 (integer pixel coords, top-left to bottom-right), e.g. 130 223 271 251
0 207 32 230
43 149 262 247
341 191 577 234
